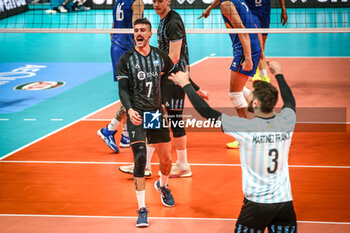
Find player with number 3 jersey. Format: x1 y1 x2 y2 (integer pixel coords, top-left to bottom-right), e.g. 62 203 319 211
168 61 297 232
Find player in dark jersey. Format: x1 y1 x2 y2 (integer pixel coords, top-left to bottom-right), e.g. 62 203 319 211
155 0 209 177
98 0 144 153
120 0 208 178
117 18 178 227
200 0 262 149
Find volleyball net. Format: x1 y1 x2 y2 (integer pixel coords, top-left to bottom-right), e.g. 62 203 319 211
0 0 349 33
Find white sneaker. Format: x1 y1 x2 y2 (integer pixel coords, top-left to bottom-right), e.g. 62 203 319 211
74 4 91 11
45 9 57 14
158 162 192 178
119 165 152 177
58 5 68 13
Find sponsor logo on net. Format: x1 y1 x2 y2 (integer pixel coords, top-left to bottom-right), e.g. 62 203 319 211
143 110 221 129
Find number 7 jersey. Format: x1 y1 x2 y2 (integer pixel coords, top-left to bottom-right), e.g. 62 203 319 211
221 108 297 204
116 46 176 112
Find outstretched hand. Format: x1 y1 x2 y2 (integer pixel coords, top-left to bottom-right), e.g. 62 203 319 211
267 61 283 76
197 89 209 101
198 9 211 19
169 66 191 88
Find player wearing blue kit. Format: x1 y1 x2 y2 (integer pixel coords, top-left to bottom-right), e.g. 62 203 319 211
98 0 144 153
169 61 297 232
245 0 287 82
200 0 262 149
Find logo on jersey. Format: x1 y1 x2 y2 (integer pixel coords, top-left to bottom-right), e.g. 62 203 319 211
14 81 65 91
143 110 162 129
137 71 146 80
154 60 159 66
232 62 237 67
135 64 140 69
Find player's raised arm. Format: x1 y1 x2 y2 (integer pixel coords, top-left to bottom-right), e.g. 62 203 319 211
267 61 295 110
169 67 220 120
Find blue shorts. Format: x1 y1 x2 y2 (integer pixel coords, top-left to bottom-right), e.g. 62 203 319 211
230 50 261 77
251 10 271 36
110 42 129 82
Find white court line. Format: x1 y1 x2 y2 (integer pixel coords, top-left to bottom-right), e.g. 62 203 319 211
82 118 113 121
0 100 120 161
0 59 209 160
50 118 64 121
0 214 349 225
0 160 349 169
189 56 209 66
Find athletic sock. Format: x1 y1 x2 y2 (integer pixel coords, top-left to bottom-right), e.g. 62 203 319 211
108 118 119 131
136 190 146 209
160 175 168 187
146 145 155 170
122 123 129 137
176 149 189 167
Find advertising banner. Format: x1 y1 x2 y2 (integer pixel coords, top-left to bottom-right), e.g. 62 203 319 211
0 0 28 20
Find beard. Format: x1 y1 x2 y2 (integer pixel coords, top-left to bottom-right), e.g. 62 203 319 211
247 99 254 113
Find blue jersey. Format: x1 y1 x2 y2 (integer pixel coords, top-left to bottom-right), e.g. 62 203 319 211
220 0 261 53
112 0 135 50
245 0 271 15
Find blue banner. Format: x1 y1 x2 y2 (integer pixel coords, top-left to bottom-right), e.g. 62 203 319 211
0 62 111 113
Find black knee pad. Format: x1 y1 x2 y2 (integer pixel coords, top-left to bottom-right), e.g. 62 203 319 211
167 110 186 138
131 142 146 177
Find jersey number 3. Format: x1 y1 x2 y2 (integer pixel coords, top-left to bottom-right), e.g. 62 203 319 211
267 149 278 174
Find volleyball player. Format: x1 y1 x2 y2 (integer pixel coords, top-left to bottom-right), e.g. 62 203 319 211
120 0 209 178
169 61 297 232
200 0 262 149
98 0 144 153
200 0 288 82
245 0 288 82
117 18 183 227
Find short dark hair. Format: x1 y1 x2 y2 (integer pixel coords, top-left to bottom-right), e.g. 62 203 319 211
134 18 152 31
252 81 278 113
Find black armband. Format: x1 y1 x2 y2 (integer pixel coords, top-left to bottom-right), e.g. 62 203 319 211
183 84 221 120
118 78 132 111
275 74 296 111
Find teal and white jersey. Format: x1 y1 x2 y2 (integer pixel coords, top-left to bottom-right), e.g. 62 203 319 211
221 108 296 203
